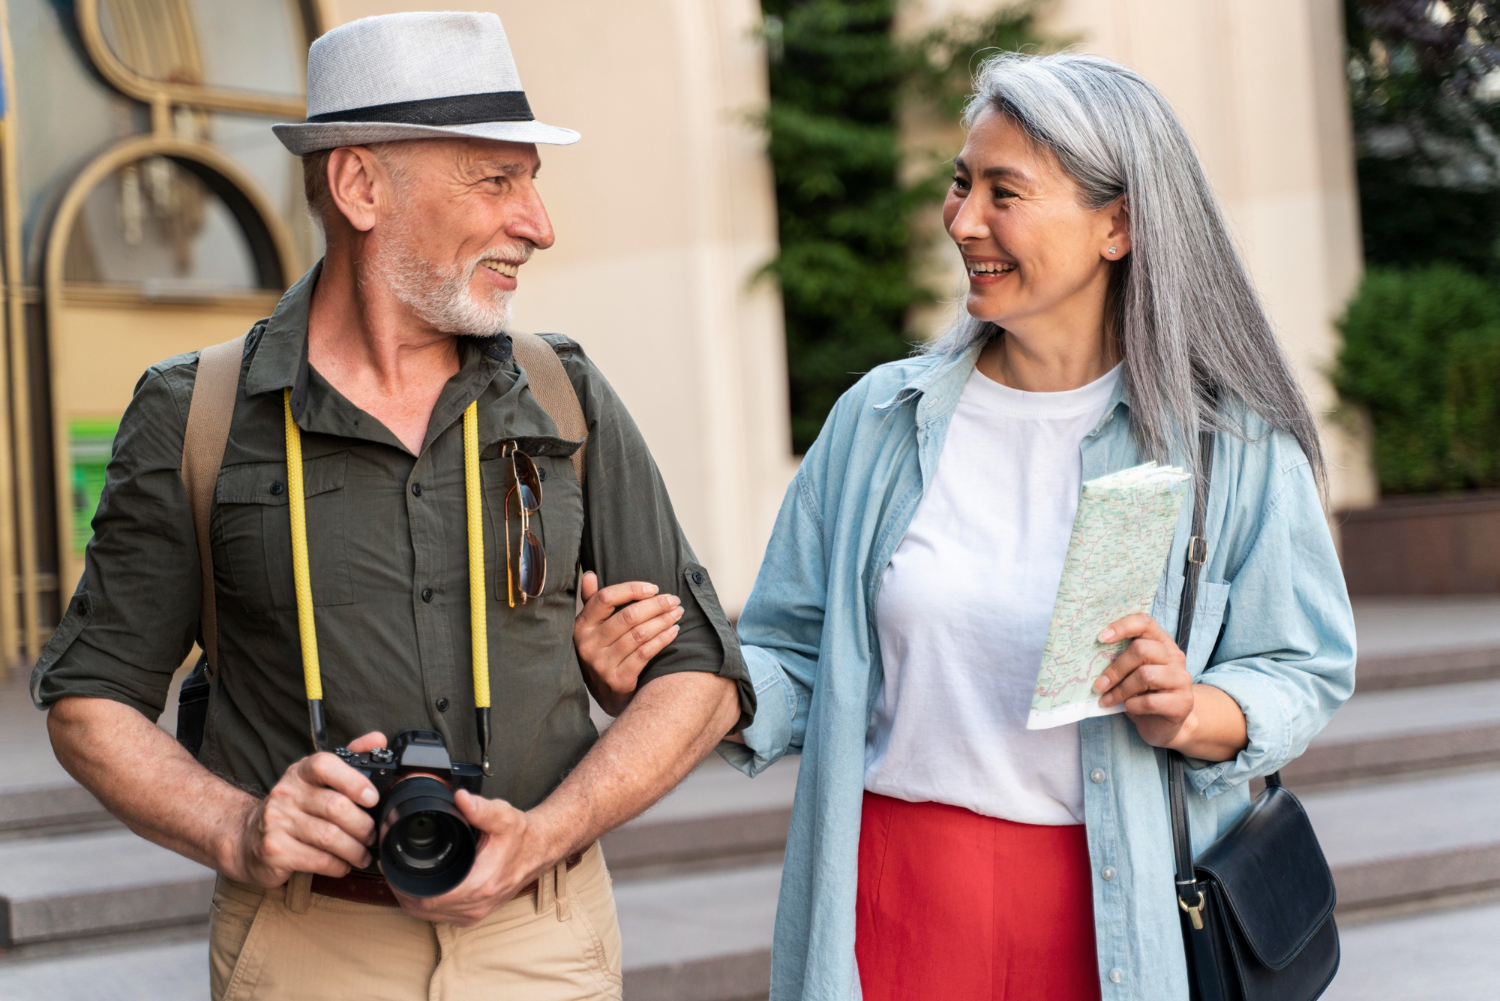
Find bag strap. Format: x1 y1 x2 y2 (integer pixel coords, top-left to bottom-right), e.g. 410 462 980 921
180 335 245 674
509 332 588 486
1168 427 1217 892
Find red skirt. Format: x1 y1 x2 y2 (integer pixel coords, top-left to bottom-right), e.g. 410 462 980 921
856 792 1102 1001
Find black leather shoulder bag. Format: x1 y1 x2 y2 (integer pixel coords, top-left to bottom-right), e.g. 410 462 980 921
1167 428 1340 1001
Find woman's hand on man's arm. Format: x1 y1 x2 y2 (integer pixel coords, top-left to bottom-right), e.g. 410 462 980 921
1092 612 1249 762
573 572 684 716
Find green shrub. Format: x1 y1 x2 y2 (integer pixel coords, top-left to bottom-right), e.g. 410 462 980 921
1335 264 1500 493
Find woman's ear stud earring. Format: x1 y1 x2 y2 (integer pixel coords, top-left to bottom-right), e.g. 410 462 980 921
1108 246 1117 255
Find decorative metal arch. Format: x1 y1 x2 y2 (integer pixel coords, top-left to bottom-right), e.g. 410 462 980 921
41 134 302 591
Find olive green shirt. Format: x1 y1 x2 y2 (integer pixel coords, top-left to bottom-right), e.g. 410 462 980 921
33 265 752 806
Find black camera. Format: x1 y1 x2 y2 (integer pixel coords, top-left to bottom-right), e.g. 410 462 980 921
335 730 484 898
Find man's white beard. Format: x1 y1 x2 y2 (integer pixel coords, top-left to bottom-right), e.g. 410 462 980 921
366 231 527 337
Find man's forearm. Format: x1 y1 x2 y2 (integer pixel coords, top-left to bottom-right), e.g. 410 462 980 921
48 697 255 874
527 671 739 859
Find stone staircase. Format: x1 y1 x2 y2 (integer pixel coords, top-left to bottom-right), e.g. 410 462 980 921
2 597 1498 1000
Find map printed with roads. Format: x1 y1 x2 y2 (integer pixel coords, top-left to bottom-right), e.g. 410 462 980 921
1027 463 1192 730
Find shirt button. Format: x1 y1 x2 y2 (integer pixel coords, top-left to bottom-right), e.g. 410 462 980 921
1109 969 1124 984
435 697 449 713
691 571 705 585
269 481 284 496
1101 866 1116 882
421 587 434 603
537 467 547 482
411 483 423 497
1090 768 1107 784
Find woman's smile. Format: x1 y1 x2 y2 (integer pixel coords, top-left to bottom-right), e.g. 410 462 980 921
965 256 1018 285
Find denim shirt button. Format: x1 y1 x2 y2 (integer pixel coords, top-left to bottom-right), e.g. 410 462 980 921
1090 768 1106 784
1109 969 1124 984
1101 866 1115 882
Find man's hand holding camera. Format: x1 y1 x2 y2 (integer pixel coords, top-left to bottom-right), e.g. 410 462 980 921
226 731 386 888
393 789 556 926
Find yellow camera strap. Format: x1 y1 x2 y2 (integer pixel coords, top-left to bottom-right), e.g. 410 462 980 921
284 390 492 771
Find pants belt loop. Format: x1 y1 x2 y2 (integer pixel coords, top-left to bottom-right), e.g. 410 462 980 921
285 871 313 915
536 861 556 915
555 856 571 921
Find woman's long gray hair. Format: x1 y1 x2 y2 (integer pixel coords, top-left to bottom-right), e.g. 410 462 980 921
933 51 1326 489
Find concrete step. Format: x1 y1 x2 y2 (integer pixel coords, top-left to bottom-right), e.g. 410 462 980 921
1281 678 1500 786
1323 898 1500 1000
0 780 113 839
617 863 779 1001
0 829 213 947
1356 644 1500 690
602 755 797 880
1305 767 1500 914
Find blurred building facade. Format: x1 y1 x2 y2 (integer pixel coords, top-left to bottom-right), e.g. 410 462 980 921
0 0 1369 668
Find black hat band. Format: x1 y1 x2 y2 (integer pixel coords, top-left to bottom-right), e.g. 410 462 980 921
307 90 534 127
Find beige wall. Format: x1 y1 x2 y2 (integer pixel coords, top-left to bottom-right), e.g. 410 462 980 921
908 0 1378 512
318 1 797 612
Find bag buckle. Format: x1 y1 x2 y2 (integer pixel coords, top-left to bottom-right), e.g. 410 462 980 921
1187 536 1208 565
1179 890 1206 930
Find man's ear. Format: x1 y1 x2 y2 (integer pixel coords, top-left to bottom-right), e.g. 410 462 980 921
326 147 392 233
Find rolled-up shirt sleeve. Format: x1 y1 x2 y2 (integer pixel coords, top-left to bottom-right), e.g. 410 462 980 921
721 467 826 777
31 360 202 720
1187 454 1357 796
559 337 754 732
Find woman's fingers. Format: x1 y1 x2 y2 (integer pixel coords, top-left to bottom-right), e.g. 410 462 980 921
577 579 660 627
599 607 684 688
1094 638 1181 697
613 619 683 681
1098 612 1171 645
1100 660 1184 707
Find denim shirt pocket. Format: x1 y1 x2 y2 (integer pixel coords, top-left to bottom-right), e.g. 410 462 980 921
1152 570 1231 676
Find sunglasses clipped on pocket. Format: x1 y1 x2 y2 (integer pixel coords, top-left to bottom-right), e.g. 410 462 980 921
502 443 546 606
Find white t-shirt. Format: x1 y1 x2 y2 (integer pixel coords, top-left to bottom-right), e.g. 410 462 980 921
864 363 1122 826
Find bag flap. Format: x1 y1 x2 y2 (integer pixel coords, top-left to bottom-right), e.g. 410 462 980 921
1194 785 1336 971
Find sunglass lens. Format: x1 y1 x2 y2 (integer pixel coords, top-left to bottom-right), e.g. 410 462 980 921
512 452 543 513
518 528 546 597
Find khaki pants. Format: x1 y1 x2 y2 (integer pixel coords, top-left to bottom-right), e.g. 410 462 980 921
209 842 622 1001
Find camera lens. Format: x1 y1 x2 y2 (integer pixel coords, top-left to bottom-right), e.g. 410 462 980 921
377 775 477 897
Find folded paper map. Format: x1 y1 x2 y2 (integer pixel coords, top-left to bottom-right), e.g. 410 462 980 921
1026 462 1192 730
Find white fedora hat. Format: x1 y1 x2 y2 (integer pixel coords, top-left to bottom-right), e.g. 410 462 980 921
273 11 579 156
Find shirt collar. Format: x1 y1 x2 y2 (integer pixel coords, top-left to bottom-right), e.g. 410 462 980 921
875 338 1132 434
243 260 516 450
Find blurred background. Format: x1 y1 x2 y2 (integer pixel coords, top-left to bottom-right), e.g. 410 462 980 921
0 1 1497 999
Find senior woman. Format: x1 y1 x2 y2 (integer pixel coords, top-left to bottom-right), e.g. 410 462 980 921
573 52 1354 1001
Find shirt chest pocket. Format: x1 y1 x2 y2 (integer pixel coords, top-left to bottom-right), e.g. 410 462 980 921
214 454 355 611
479 438 584 602
1154 570 1232 675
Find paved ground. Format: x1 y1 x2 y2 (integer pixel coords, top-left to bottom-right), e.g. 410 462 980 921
1325 901 1500 1000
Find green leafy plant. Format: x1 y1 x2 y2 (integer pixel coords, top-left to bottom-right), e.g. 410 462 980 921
761 1 1044 452
1345 0 1500 273
1334 264 1500 492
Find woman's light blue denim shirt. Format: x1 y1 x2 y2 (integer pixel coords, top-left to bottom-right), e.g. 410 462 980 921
719 344 1356 1001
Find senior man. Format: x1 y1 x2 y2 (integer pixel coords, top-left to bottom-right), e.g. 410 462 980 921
33 12 748 1000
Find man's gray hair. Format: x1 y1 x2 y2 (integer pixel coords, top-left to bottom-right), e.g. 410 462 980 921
934 51 1326 489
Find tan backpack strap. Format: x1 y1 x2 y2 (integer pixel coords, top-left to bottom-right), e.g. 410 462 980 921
509 332 588 485
180 335 245 673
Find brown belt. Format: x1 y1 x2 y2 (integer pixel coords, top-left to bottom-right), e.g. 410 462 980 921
310 849 588 908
